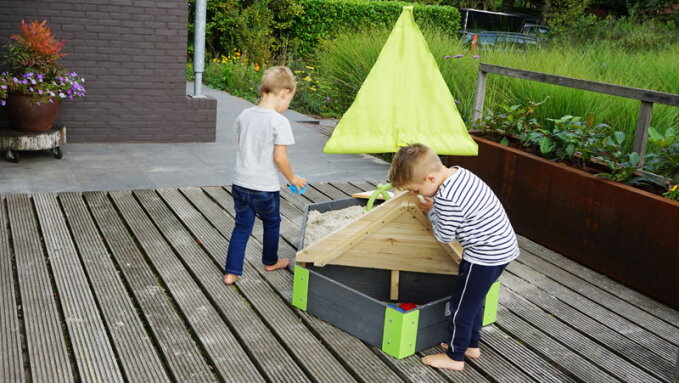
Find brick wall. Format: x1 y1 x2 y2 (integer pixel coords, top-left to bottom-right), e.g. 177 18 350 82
0 0 216 142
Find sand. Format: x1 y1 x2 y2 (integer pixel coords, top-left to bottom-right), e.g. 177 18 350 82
303 205 365 247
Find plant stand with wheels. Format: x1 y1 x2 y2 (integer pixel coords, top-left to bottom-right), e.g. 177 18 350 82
0 125 66 163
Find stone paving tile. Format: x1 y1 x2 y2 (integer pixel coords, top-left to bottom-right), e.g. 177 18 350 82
0 85 389 195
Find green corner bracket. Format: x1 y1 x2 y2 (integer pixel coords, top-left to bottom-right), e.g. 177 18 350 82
382 306 419 359
482 281 501 326
292 265 309 311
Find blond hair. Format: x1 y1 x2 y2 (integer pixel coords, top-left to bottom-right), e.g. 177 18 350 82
388 143 442 189
259 66 296 95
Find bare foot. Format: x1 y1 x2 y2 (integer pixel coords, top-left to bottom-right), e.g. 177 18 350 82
439 343 481 359
223 274 239 285
264 258 290 271
422 353 464 370
465 347 481 359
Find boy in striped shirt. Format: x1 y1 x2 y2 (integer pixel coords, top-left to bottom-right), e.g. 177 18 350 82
388 143 519 371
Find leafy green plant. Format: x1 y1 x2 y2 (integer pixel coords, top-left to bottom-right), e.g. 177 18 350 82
528 114 611 166
202 59 261 103
288 61 334 116
663 184 678 200
190 0 459 63
644 127 679 182
472 98 546 146
586 131 641 182
473 101 677 197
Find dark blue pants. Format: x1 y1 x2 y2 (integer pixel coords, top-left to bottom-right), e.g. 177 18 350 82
445 259 507 361
224 185 281 276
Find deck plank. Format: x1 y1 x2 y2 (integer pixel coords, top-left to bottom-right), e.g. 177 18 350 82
515 246 678 345
6 194 74 383
139 188 311 383
84 191 219 383
196 187 408 382
58 192 171 382
374 351 450 383
480 326 577 383
516 235 678 325
499 284 663 383
0 197 25 383
313 182 352 201
33 193 124 382
154 187 358 383
109 190 265 383
329 181 366 196
501 270 675 381
350 180 384 192
496 305 618 382
506 258 677 360
1 183 676 383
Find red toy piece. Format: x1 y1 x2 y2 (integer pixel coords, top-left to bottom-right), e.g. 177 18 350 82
398 302 417 312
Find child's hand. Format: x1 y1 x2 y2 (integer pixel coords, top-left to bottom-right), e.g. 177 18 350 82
290 175 307 192
415 194 433 213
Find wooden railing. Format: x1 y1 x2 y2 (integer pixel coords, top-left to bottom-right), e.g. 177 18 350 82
472 63 679 165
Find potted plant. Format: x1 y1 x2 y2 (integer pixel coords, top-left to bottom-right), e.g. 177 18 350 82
0 20 85 132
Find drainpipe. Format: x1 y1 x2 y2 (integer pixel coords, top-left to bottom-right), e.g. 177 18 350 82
192 0 207 98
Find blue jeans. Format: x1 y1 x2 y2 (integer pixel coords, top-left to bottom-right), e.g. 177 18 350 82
225 185 281 276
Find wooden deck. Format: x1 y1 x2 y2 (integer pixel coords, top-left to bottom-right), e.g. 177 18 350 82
1 181 677 383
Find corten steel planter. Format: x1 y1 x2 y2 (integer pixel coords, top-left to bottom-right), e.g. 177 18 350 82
5 93 62 132
447 135 679 308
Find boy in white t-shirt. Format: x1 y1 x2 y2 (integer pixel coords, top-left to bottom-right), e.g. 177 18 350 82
224 66 307 285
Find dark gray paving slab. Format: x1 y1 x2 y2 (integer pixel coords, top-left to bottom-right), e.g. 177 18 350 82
0 85 389 195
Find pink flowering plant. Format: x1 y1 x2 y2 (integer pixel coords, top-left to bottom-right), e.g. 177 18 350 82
1 20 85 107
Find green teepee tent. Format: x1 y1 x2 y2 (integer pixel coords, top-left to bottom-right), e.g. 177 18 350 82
323 6 478 155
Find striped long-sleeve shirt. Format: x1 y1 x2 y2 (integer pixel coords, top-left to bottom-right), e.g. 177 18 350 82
428 167 519 266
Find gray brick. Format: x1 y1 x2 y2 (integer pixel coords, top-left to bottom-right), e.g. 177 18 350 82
76 4 98 11
98 5 123 12
0 0 216 143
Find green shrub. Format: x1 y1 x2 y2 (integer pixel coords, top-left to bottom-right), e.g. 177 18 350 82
190 0 458 63
202 58 261 103
189 0 282 65
284 0 459 58
550 14 679 51
197 59 335 117
542 0 591 29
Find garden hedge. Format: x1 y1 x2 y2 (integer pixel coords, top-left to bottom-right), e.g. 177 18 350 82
289 0 460 57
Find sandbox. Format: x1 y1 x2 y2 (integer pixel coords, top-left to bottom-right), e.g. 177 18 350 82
292 193 500 359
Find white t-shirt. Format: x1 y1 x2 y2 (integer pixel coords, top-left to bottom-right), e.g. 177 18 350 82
232 106 295 191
